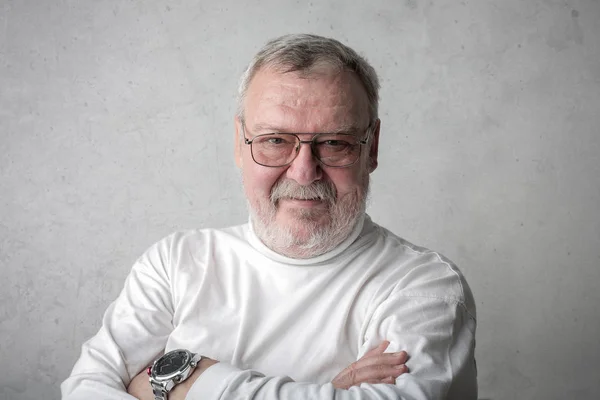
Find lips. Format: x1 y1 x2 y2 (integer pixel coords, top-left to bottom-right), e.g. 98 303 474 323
279 197 325 207
288 197 319 201
274 195 321 202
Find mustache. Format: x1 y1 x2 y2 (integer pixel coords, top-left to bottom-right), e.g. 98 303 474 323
270 180 336 204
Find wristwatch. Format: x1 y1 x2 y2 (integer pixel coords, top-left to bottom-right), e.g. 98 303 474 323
147 349 202 400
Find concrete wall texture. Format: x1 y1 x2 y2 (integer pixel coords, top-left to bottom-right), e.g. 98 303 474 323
1 0 599 399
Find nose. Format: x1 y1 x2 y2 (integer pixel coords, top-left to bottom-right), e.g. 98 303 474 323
285 140 322 185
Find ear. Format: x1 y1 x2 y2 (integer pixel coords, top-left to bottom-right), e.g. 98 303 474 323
234 116 243 168
367 119 380 173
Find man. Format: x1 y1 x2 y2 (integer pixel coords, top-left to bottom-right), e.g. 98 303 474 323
62 34 477 400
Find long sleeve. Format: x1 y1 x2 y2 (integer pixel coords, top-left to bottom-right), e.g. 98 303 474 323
184 254 477 400
61 238 175 400
62 224 477 400
187 362 430 399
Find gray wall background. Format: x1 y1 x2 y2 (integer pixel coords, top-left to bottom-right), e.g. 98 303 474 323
1 0 599 399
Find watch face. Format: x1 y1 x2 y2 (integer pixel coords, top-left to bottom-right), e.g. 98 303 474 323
155 350 190 376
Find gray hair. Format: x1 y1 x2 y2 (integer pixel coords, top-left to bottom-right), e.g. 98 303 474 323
236 34 380 123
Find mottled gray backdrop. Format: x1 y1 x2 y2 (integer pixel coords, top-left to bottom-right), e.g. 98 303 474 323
1 0 599 399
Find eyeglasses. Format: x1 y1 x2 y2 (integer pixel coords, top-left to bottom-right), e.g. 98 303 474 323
242 124 372 168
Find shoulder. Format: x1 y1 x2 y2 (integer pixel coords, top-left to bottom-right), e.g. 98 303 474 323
154 222 248 249
136 222 251 270
366 221 476 319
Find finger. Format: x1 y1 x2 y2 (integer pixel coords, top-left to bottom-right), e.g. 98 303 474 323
333 367 404 389
350 351 409 370
362 341 390 358
333 351 407 388
334 363 408 389
354 363 408 382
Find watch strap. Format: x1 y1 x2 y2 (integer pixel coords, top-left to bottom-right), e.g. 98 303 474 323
152 385 168 400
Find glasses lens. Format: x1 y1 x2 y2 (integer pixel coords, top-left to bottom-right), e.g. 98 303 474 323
251 134 298 167
314 134 361 167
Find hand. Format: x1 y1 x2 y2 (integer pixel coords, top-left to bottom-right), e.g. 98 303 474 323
332 341 409 389
127 357 219 400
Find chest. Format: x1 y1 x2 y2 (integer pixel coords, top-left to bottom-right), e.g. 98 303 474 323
166 261 375 382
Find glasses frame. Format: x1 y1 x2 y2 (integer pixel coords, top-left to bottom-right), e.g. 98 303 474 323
242 123 374 168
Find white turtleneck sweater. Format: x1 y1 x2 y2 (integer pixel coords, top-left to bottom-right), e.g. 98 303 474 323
62 215 477 399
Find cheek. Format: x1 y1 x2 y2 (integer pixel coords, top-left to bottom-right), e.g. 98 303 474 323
326 168 366 197
243 164 284 197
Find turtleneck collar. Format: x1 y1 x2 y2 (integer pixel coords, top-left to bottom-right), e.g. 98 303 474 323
247 213 373 265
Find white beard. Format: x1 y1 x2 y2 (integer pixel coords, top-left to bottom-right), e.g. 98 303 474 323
248 177 369 259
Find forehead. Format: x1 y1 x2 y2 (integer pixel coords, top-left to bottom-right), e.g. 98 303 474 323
243 66 370 132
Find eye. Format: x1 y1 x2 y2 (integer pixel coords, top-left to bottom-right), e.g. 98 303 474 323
317 139 353 149
255 134 295 146
323 139 350 147
267 137 285 145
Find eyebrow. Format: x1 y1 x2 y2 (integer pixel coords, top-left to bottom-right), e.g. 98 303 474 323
250 122 364 135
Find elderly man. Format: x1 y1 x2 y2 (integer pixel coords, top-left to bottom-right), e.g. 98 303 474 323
62 34 477 400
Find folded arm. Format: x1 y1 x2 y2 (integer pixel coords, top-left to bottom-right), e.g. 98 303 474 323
127 341 409 399
63 239 476 400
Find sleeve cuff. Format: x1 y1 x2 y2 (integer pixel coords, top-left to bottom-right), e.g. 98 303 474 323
185 362 241 400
